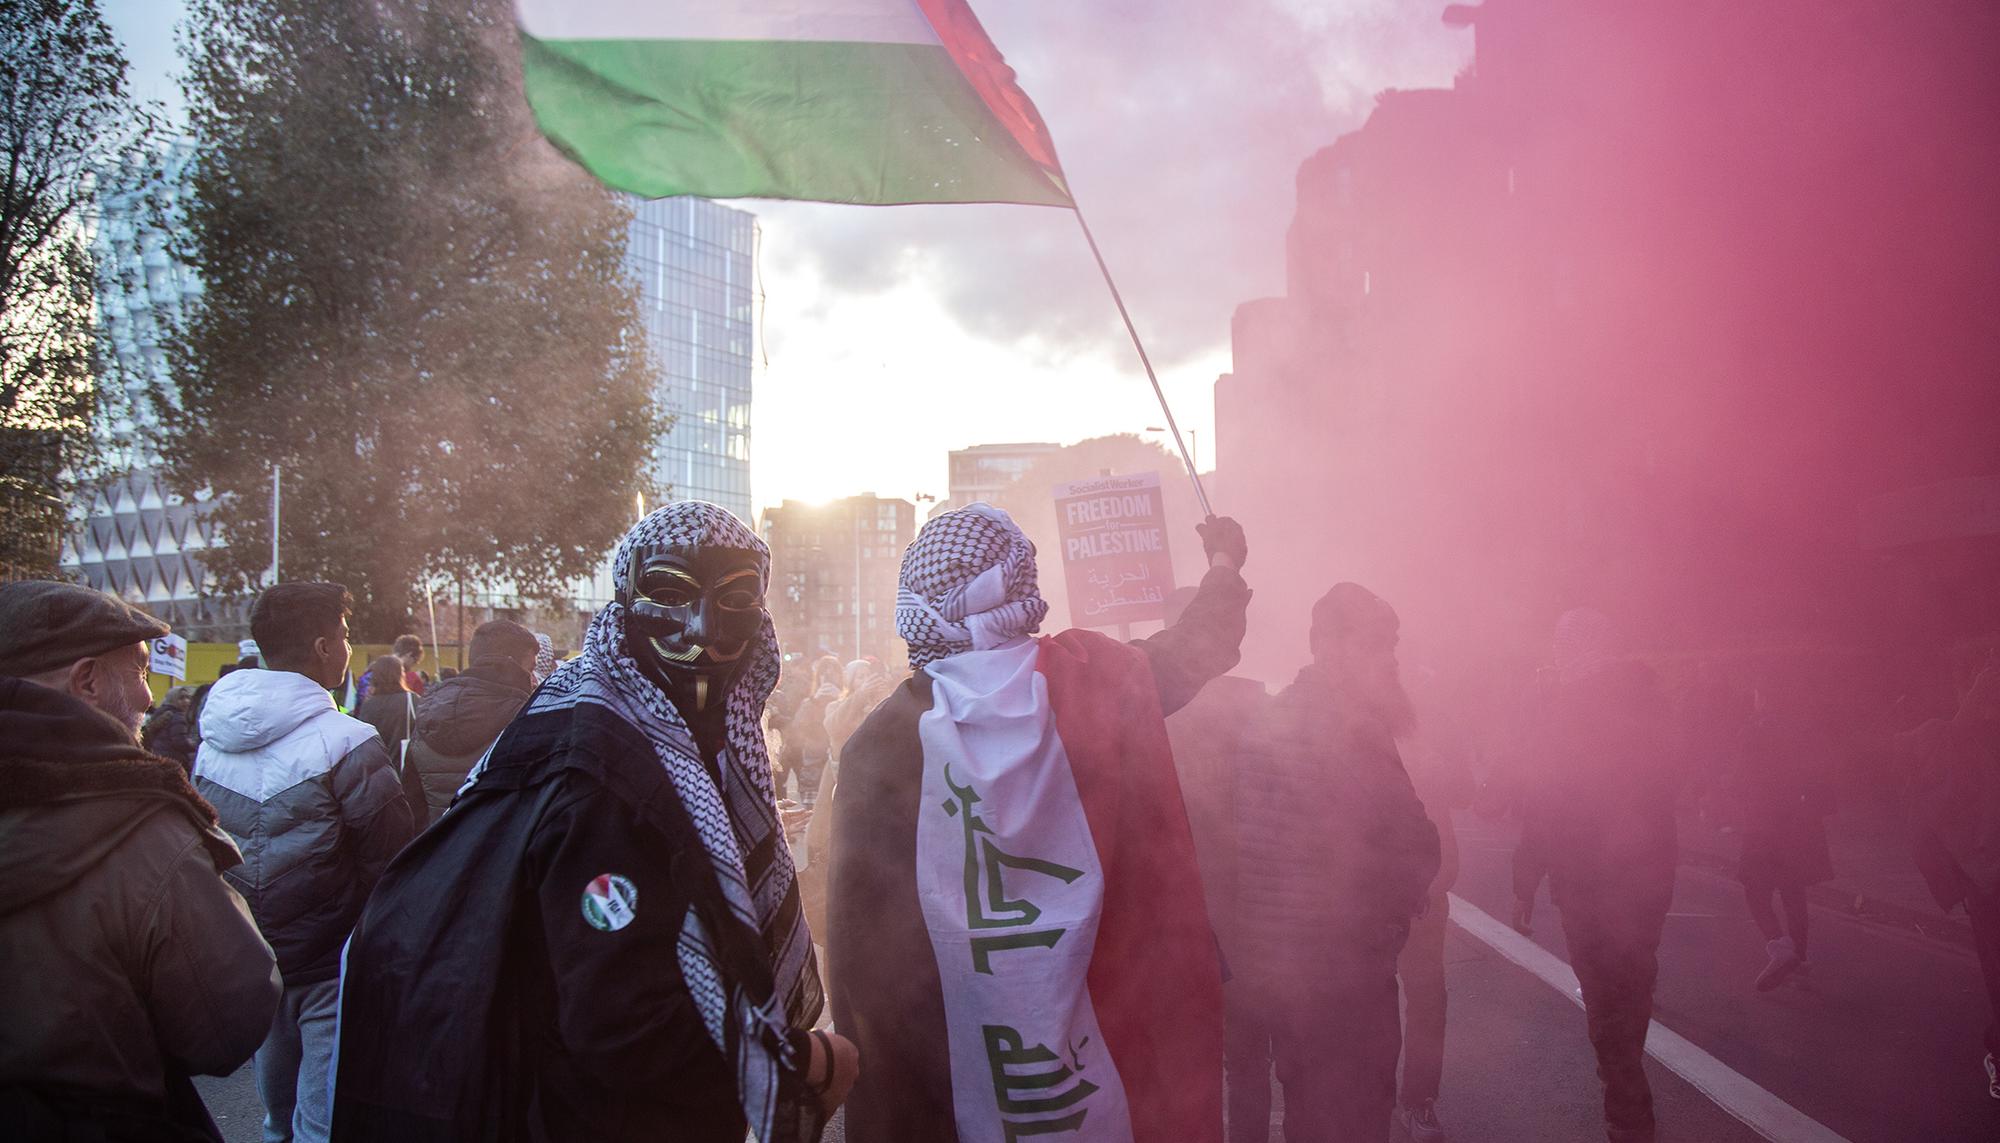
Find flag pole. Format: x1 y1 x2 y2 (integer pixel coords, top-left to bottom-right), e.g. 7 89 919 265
1070 206 1214 518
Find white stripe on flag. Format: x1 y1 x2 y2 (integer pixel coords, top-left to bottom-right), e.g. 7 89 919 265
517 0 940 45
916 641 1135 1143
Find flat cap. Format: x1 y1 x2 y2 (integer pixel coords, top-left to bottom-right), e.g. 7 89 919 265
0 581 170 679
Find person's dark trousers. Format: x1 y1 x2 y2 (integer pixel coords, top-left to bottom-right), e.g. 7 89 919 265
1269 955 1403 1143
1224 982 1275 1143
1398 893 1450 1107
1558 887 1670 1143
1966 884 2000 1059
1513 826 1551 910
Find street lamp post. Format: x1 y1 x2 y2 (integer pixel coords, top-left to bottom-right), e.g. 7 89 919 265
853 507 863 660
269 462 281 585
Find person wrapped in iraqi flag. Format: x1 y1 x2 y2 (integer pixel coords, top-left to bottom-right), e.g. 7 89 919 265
332 502 855 1143
829 502 1250 1143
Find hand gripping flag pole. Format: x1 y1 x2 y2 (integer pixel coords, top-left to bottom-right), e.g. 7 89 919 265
516 0 1215 516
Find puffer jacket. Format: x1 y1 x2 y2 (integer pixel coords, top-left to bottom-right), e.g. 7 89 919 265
404 657 533 823
0 679 279 1140
194 668 415 987
1233 665 1439 992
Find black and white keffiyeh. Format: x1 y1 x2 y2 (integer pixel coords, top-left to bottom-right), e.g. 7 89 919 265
895 502 1049 670
523 501 821 1140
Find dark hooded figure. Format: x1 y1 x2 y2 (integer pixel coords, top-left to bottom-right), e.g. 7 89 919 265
402 618 542 824
1521 608 1677 1143
141 684 200 774
332 502 854 1143
830 504 1250 1143
1231 583 1439 1143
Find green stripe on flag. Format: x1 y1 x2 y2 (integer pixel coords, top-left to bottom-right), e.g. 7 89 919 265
521 38 1072 206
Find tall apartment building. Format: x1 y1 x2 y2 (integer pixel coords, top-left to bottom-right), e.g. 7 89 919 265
761 495 917 664
939 442 1061 515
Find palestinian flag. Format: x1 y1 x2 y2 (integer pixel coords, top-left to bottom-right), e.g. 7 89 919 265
515 0 1073 207
829 631 1224 1143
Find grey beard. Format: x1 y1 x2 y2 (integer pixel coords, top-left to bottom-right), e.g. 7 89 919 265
1327 662 1418 739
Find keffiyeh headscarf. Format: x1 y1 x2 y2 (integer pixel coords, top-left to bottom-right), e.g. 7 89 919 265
523 502 821 1140
531 632 555 679
896 502 1049 670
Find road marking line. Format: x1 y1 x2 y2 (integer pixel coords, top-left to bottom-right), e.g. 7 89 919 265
1447 892 1852 1143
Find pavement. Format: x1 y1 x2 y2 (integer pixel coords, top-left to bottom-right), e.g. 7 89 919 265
1445 812 2000 1142
196 809 1999 1142
191 1067 263 1143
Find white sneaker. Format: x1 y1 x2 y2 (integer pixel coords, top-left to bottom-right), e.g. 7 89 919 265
1754 935 1802 991
1395 1099 1447 1142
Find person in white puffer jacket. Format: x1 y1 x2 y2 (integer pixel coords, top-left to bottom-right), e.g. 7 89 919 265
194 583 415 1143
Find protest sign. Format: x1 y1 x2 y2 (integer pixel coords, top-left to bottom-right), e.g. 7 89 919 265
1052 471 1174 629
149 633 188 681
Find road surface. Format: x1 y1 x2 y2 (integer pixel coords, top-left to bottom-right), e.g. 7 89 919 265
195 811 2000 1141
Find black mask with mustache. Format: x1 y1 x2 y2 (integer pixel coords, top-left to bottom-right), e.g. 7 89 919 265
618 544 766 716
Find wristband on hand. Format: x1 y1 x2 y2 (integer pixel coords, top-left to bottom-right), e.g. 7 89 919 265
805 1029 834 1095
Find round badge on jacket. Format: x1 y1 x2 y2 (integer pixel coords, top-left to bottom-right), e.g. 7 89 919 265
581 873 639 932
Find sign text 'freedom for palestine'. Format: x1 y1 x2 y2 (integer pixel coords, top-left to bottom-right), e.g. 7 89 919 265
1052 472 1174 629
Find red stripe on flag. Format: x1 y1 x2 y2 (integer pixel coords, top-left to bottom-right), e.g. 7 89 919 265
1038 630 1224 1143
914 0 1070 190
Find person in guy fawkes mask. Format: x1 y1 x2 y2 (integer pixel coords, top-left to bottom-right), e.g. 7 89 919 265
333 502 857 1143
1231 583 1439 1143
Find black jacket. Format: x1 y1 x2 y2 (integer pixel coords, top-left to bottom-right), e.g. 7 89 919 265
141 704 197 774
404 659 533 823
333 699 812 1143
1233 666 1440 989
354 692 414 756
1521 662 1678 913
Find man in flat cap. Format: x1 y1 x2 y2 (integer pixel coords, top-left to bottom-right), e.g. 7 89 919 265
0 581 281 1141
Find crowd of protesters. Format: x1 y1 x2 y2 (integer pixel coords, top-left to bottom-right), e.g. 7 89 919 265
2 498 1997 1143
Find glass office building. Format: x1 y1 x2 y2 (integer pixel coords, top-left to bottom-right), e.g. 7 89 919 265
624 197 756 523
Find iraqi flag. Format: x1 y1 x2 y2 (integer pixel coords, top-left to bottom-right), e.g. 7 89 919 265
830 630 1224 1143
515 0 1073 206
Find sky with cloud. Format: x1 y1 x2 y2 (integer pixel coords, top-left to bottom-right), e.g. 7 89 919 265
101 0 1470 512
